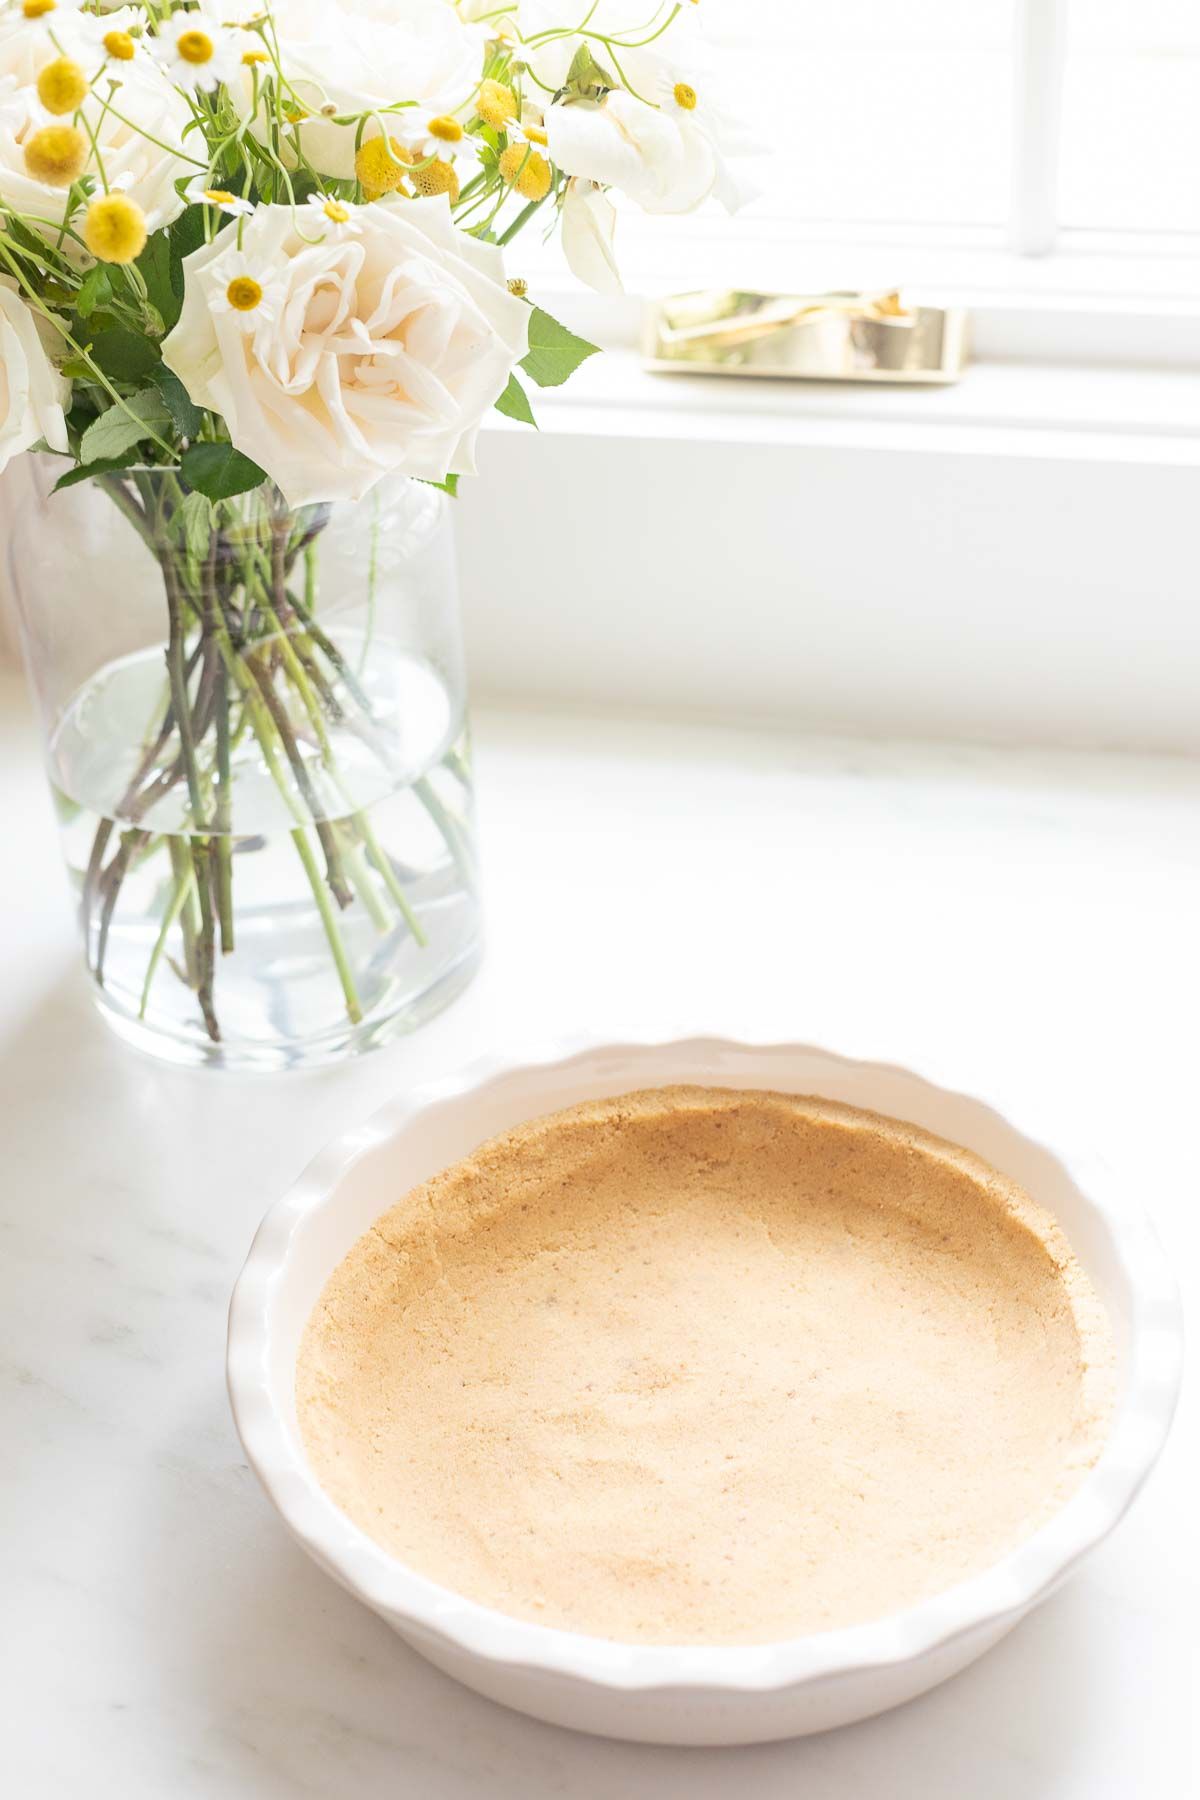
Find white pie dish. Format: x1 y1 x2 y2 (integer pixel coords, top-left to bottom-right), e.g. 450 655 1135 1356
226 1036 1181 1746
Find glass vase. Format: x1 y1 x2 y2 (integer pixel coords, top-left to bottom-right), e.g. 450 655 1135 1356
9 461 480 1071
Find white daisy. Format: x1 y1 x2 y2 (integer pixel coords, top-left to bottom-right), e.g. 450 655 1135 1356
154 11 243 93
11 0 86 33
655 66 760 211
406 109 481 174
303 192 363 237
208 248 279 332
185 177 255 217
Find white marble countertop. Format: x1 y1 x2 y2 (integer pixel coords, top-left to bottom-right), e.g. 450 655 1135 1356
3 675 1196 1798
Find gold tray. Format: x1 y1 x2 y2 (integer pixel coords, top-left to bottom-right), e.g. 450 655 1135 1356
642 289 969 385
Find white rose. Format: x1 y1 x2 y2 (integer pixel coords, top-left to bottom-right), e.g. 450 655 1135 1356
257 0 485 180
161 199 530 508
0 276 68 475
515 0 692 94
546 92 718 215
0 17 192 243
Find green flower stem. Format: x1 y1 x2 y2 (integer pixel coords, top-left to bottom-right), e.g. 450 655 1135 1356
338 832 390 933
358 813 427 944
139 854 196 1019
290 827 363 1025
168 836 202 990
162 551 219 1040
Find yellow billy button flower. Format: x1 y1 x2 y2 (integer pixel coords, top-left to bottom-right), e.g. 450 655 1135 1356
37 57 89 115
226 275 264 312
673 81 697 111
84 192 148 264
103 30 136 61
498 143 551 202
23 123 88 186
476 78 517 129
408 157 460 202
354 135 409 193
427 114 464 145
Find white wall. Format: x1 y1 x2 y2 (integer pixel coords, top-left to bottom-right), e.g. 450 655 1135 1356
456 393 1200 755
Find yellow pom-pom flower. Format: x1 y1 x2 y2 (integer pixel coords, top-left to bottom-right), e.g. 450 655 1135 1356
102 30 136 61
353 135 409 194
36 57 89 115
476 79 517 129
408 157 460 202
498 143 551 202
83 192 148 265
23 124 88 187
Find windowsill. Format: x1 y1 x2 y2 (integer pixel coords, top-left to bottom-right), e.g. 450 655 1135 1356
485 345 1200 463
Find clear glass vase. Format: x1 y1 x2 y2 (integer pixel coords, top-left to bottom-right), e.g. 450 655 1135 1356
9 461 480 1071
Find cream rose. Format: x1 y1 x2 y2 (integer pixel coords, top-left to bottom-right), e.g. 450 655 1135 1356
0 16 192 243
0 276 68 475
161 199 530 508
256 0 485 180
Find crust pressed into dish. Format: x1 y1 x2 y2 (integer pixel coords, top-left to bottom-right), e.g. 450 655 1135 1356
296 1087 1115 1645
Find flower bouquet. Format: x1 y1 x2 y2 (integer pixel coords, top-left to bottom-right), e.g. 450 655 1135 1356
1 0 751 1068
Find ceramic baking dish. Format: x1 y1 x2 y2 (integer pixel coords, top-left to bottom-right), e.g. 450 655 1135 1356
226 1036 1181 1745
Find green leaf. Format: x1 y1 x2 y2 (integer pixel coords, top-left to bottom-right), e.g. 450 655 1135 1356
417 473 460 497
85 326 160 382
182 441 266 501
493 371 538 428
136 231 178 332
76 264 113 320
52 455 139 492
79 391 171 464
150 366 202 440
137 210 205 334
520 307 599 389
177 488 214 560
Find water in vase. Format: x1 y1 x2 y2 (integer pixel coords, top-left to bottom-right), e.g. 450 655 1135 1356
47 632 480 1070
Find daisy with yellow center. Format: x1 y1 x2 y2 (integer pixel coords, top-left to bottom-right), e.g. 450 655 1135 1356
36 56 89 116
83 192 148 264
184 177 254 217
304 192 362 237
672 81 697 111
409 111 480 180
210 251 278 331
154 13 241 93
102 29 137 63
507 115 550 150
21 0 84 23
